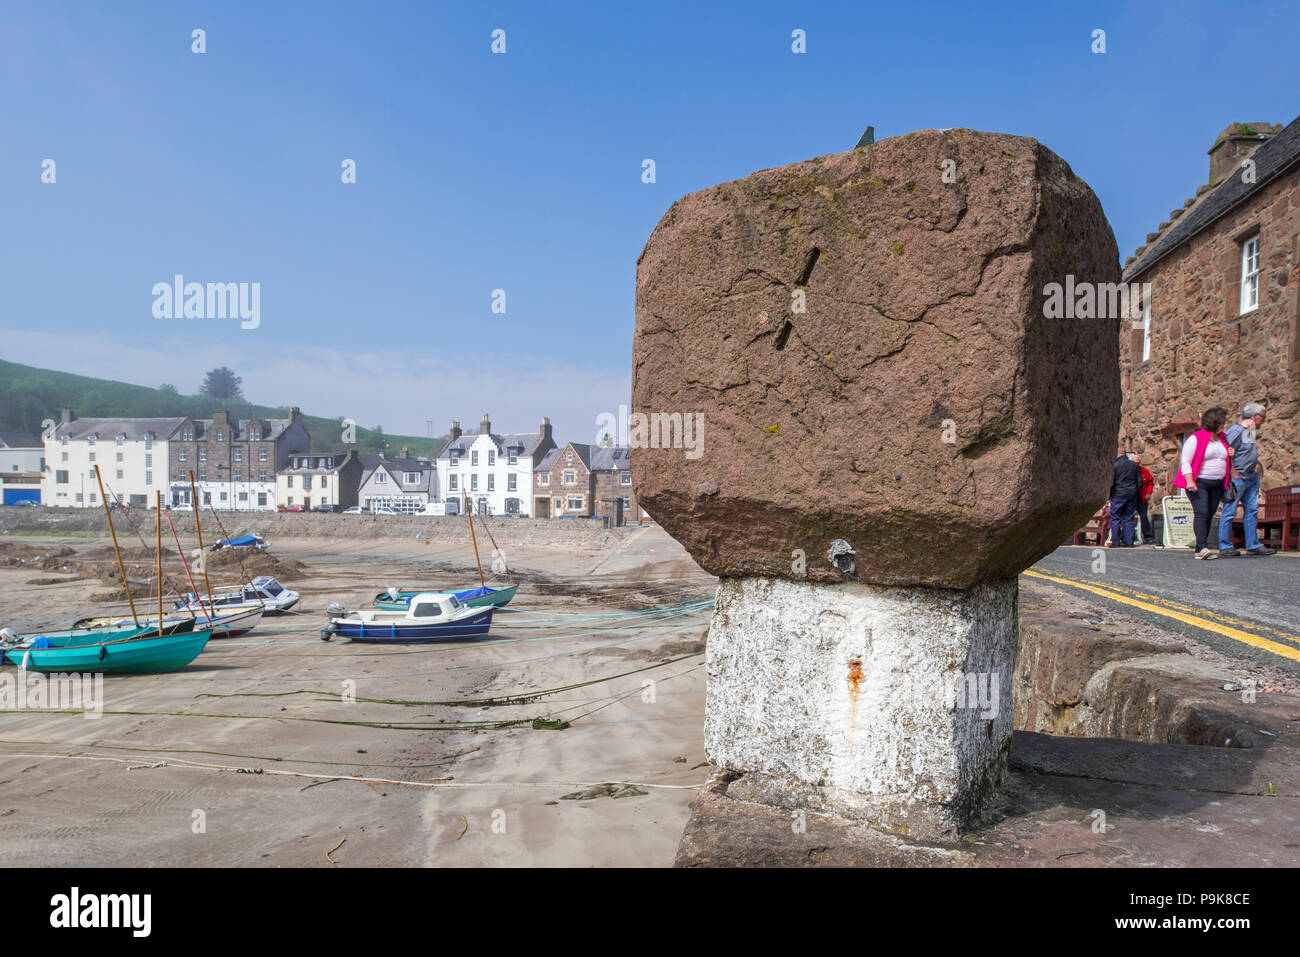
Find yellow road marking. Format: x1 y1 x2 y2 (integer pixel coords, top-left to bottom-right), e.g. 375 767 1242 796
1062 577 1300 645
1023 568 1300 662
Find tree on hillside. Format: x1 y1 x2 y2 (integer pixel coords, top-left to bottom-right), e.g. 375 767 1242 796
199 367 243 400
159 383 178 395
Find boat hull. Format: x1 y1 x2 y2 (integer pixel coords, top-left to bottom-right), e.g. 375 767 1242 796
325 607 495 644
372 584 517 612
0 630 213 673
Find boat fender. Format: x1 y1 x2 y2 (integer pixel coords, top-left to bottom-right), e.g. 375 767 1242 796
99 645 108 661
20 651 31 671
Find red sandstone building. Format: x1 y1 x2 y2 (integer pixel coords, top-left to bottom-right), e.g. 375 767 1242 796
1120 116 1300 495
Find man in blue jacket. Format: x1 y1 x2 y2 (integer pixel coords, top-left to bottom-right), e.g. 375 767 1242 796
1109 452 1141 547
1219 402 1277 557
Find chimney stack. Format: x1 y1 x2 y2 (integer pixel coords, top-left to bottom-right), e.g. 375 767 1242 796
449 420 462 441
1208 122 1280 184
480 413 491 435
540 416 553 444
400 445 409 459
60 408 74 425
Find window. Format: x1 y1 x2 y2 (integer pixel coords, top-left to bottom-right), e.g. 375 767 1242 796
508 453 517 465
88 452 95 463
568 496 583 510
1141 296 1151 363
216 429 224 442
145 454 152 467
183 428 194 441
87 434 96 446
286 476 294 488
620 470 631 486
376 471 387 483
61 452 68 462
233 470 242 482
621 495 630 509
1241 235 1260 313
487 474 495 492
404 472 418 483
471 474 478 491
449 474 458 491
220 491 228 501
250 427 260 441
116 452 123 462
317 458 326 469
258 470 267 482
259 448 267 462
146 471 152 484
90 494 97 504
55 470 68 484
488 450 496 466
115 434 124 446
554 498 562 510
144 436 152 450
116 469 123 480
60 434 68 445
566 451 573 462
234 448 242 462
75 493 83 503
179 448 187 462
258 492 267 507
507 474 517 492
564 470 575 484
199 448 207 462
471 451 479 466
539 472 549 485
303 476 312 490
199 470 207 482
450 452 459 467
239 491 247 501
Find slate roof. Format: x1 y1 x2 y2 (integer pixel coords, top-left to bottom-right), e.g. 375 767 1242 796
1125 114 1300 281
590 446 633 471
0 432 40 449
442 430 549 459
187 416 294 441
56 417 187 442
282 451 353 474
358 455 432 493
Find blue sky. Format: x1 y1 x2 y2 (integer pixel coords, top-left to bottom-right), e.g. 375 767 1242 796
3 0 1297 442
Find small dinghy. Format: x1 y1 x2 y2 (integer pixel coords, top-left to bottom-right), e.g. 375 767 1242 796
371 583 517 611
174 576 298 616
322 592 494 644
74 604 264 639
0 627 213 674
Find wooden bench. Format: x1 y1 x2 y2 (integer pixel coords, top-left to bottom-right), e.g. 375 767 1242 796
1073 502 1110 546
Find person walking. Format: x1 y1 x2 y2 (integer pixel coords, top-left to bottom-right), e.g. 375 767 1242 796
1218 402 1278 557
1173 407 1232 560
1109 450 1141 547
1129 452 1157 544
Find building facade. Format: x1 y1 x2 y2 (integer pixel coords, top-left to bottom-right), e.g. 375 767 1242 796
533 442 638 521
436 414 555 516
1120 117 1300 496
168 408 310 511
276 450 364 510
356 451 437 512
0 432 46 505
42 411 180 508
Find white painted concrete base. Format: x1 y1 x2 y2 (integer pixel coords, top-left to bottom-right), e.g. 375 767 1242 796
705 575 1019 838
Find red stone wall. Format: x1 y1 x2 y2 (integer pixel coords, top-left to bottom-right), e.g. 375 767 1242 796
1121 164 1300 498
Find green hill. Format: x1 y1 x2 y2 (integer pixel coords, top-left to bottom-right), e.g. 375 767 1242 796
0 359 446 458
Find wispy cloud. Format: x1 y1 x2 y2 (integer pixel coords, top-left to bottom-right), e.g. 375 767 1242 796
0 327 630 443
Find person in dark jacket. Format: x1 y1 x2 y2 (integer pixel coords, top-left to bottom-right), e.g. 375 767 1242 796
1129 452 1157 544
1109 451 1141 547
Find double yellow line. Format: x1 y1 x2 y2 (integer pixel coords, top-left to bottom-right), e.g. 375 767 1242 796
1023 568 1300 663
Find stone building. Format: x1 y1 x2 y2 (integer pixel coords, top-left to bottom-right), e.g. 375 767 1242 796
168 408 310 510
276 450 364 510
1120 117 1300 494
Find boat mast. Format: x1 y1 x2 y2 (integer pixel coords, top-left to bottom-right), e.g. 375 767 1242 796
463 491 485 587
189 470 216 614
155 492 165 638
165 507 211 626
94 465 139 627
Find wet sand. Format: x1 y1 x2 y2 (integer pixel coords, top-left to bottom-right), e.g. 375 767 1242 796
0 525 715 866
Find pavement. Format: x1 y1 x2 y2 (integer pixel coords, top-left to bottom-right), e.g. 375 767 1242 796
1029 545 1300 676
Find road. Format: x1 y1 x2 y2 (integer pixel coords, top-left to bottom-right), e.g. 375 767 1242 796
1028 545 1300 675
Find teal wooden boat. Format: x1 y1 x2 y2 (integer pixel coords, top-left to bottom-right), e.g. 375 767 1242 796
0 628 213 674
372 584 517 612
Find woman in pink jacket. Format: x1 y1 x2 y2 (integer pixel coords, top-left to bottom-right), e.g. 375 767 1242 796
1172 407 1232 560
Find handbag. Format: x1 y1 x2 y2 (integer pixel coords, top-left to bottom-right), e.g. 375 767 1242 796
1223 478 1238 504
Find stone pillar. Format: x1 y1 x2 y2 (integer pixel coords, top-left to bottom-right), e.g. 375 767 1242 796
631 128 1122 837
707 576 1017 837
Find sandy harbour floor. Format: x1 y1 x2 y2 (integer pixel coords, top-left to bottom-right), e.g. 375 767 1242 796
0 524 716 867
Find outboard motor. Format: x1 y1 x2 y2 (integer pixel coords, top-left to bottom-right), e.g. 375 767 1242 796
387 586 399 600
325 601 346 618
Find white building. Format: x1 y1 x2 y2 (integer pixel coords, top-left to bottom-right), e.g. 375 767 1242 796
276 450 363 510
435 414 555 516
356 451 438 512
0 432 46 505
42 412 181 508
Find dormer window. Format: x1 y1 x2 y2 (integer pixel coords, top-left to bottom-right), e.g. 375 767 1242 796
115 434 125 446
249 426 260 441
183 427 194 441
88 434 97 446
